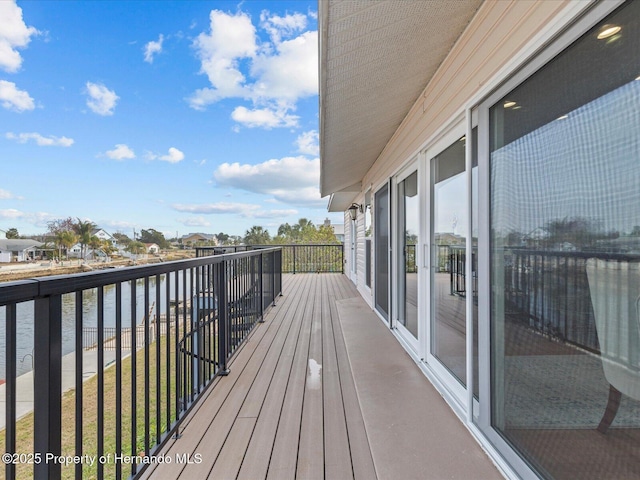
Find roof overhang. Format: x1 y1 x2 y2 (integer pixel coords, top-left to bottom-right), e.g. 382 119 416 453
327 181 361 212
319 0 482 199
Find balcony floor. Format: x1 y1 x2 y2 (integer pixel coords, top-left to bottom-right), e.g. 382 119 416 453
142 274 501 480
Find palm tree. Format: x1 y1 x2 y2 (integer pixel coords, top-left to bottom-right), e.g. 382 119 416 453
126 241 147 261
73 219 96 260
244 226 271 245
89 235 102 260
57 230 78 260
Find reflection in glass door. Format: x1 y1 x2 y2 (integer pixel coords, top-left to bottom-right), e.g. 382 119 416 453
431 138 467 386
375 184 390 320
397 171 419 339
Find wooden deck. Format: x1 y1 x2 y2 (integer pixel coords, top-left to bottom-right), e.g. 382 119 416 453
141 274 501 480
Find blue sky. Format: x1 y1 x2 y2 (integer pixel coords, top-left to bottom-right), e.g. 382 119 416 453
0 0 339 239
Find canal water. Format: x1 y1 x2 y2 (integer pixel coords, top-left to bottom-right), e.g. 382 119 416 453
0 275 183 378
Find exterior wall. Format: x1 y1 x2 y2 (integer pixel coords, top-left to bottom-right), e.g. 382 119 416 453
347 0 583 316
361 0 574 194
343 195 375 307
337 2 630 478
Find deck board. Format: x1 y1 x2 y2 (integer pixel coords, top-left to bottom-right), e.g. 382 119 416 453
322 275 355 480
144 273 500 480
265 275 315 480
295 273 325 480
326 274 377 480
236 274 310 480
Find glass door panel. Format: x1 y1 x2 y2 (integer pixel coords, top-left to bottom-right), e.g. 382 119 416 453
431 138 467 386
375 184 390 320
397 171 419 339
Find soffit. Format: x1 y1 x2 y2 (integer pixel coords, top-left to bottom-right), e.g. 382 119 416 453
319 0 482 197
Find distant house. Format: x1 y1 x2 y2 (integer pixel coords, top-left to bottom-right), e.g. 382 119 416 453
92 228 117 247
181 233 217 247
323 218 345 243
332 224 345 243
145 243 160 254
69 227 116 259
0 239 44 262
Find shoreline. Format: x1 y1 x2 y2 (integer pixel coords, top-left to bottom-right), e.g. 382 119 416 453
0 252 194 283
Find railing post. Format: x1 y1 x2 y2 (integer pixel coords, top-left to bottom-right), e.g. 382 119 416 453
6 304 16 480
258 253 264 321
341 244 345 274
271 252 276 306
34 295 62 480
217 262 230 375
293 245 296 274
276 249 283 296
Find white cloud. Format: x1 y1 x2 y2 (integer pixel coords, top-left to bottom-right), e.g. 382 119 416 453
0 0 39 73
259 11 307 43
178 216 211 227
231 105 298 129
172 202 261 217
296 130 319 156
172 202 297 219
253 209 298 219
146 147 185 163
102 220 138 230
263 186 324 205
144 34 163 63
250 30 318 102
188 10 256 109
160 147 184 163
85 82 119 116
0 188 19 200
213 156 324 206
104 144 135 160
188 8 318 128
6 131 74 147
0 80 34 112
0 208 53 226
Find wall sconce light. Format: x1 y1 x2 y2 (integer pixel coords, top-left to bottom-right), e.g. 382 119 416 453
348 203 362 221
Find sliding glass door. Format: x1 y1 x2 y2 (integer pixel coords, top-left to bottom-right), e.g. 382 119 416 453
375 183 390 321
395 168 419 347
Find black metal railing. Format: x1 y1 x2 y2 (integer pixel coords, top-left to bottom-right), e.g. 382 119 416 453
405 244 417 273
196 244 344 274
501 248 640 353
0 247 282 479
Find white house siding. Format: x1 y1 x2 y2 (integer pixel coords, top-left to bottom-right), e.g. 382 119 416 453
360 1 574 195
345 1 581 318
333 2 624 479
344 205 371 299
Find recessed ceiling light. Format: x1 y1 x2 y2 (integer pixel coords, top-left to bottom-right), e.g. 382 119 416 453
459 136 466 142
512 106 522 110
557 115 568 120
597 24 621 40
504 100 516 108
636 75 640 81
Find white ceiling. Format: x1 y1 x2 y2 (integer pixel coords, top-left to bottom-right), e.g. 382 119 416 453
319 0 483 199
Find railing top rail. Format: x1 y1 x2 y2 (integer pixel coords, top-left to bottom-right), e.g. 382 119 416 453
0 279 40 304
197 244 342 248
0 247 282 306
504 247 640 261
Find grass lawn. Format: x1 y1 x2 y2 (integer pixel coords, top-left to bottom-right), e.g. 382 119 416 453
0 324 221 480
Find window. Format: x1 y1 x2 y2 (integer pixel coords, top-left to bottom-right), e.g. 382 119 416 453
489 2 640 478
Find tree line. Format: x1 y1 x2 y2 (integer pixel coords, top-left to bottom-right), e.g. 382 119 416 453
243 218 338 245
1 217 340 258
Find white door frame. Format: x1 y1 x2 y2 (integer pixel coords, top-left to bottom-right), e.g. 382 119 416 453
421 121 469 409
392 160 420 352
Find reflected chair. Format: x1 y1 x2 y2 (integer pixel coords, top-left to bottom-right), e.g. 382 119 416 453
586 258 640 433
